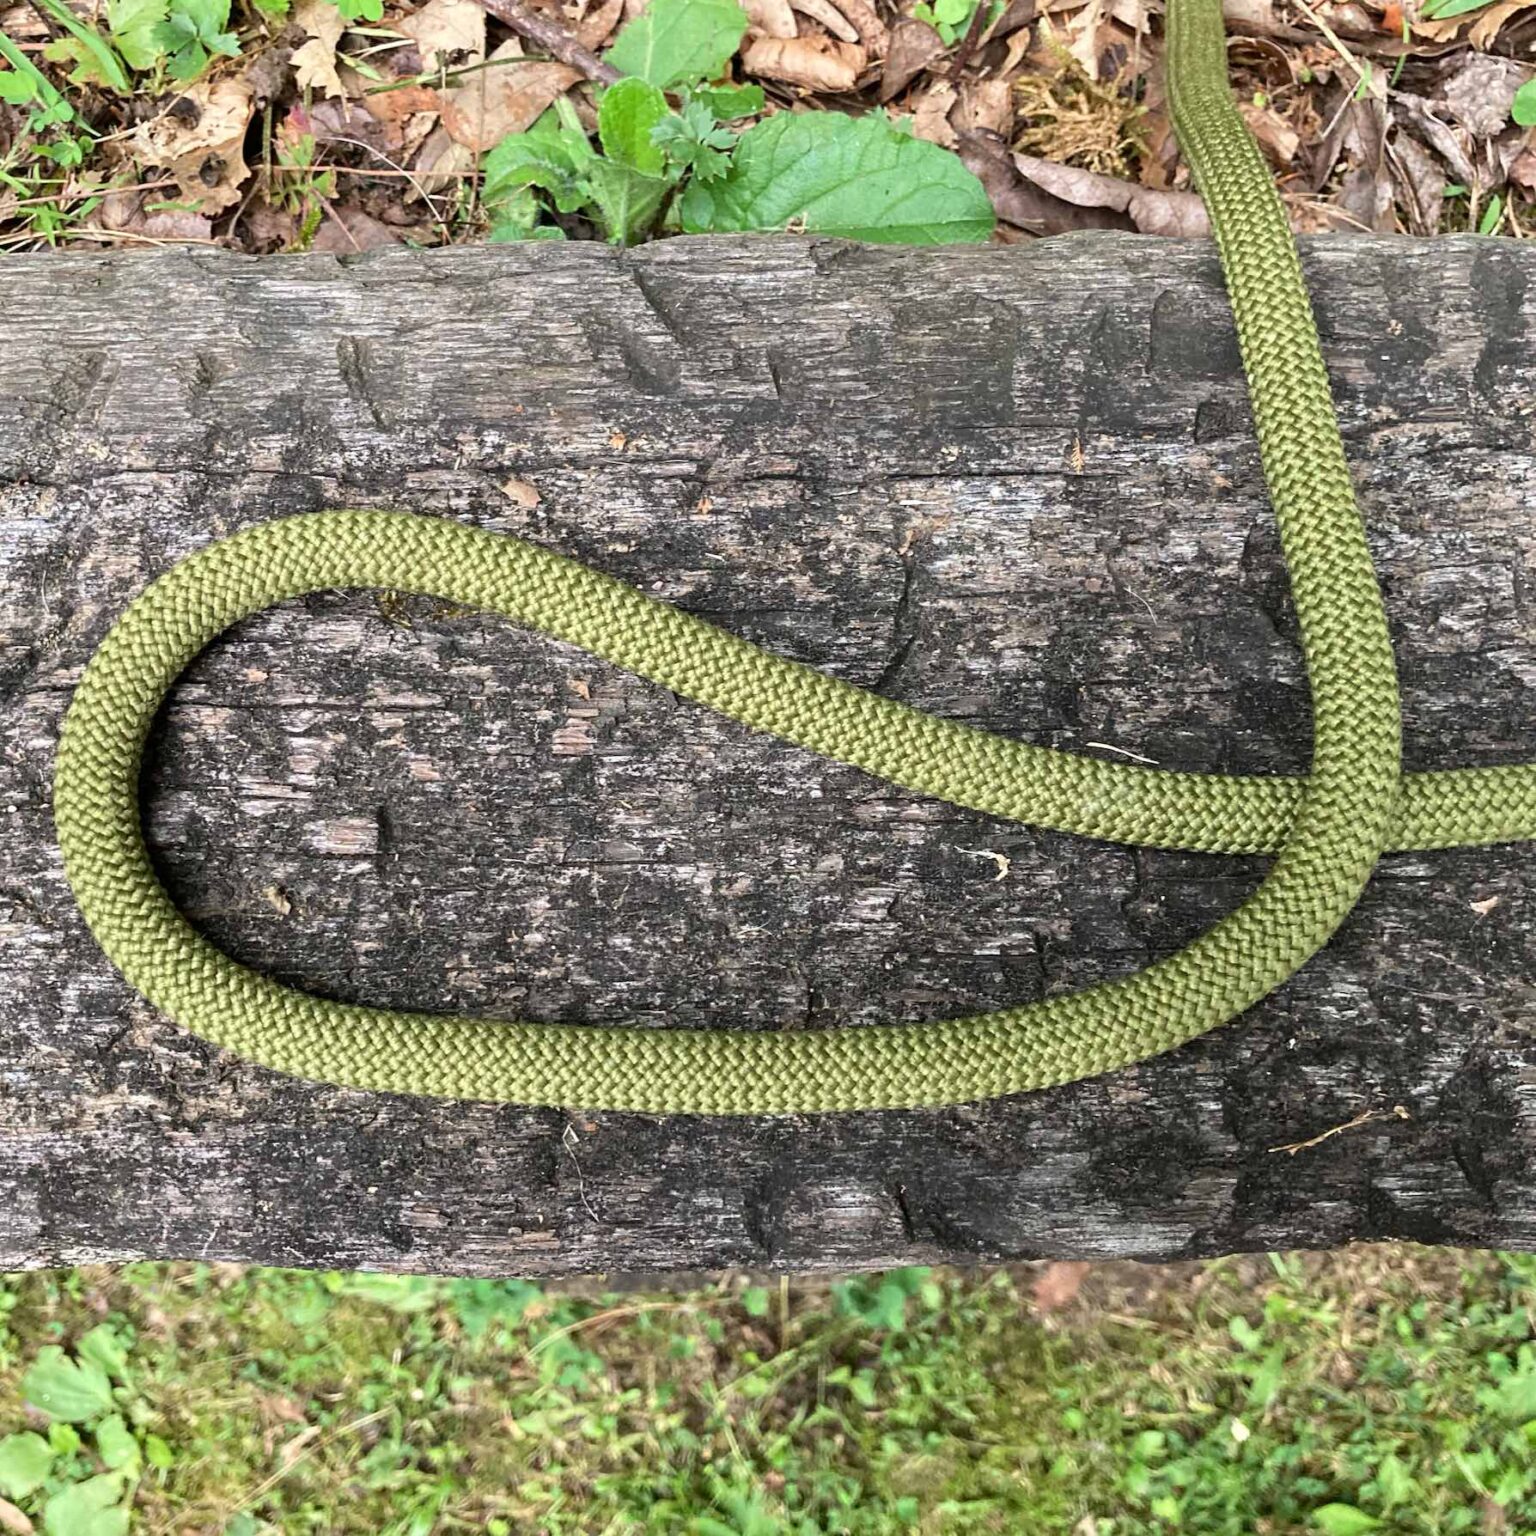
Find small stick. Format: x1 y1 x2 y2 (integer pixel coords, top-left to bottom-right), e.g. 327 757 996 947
469 0 621 84
1269 1104 1410 1157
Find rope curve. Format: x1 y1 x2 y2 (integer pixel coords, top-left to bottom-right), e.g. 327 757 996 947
52 0 1535 1112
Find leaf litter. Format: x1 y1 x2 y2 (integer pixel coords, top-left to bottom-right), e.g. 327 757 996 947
0 0 1531 251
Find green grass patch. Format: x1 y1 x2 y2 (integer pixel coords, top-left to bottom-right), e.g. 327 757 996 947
4 1247 1536 1531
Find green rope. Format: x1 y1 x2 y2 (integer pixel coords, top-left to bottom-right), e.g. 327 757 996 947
52 0 1536 1112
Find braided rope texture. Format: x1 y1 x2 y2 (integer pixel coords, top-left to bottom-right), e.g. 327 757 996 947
52 0 1536 1112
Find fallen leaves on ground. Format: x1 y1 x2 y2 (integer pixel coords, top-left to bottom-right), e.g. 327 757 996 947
3 0 1533 254
130 74 255 215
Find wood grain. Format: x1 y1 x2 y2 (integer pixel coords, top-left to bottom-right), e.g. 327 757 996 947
1 234 1533 1274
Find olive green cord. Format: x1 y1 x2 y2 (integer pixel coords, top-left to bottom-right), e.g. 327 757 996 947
52 0 1536 1112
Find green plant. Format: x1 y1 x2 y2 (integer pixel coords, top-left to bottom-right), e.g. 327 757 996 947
1419 0 1497 18
481 0 993 247
607 0 747 87
1 1323 171 1535
34 0 133 92
270 124 338 245
33 0 239 86
679 110 995 242
1515 78 1536 128
910 0 1003 46
148 0 240 80
0 40 90 167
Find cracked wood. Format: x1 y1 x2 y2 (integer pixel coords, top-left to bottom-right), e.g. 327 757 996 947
1 234 1534 1274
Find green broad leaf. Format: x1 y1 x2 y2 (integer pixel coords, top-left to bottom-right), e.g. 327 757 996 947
93 1416 140 1473
0 1431 56 1501
0 69 36 105
483 116 599 218
47 1425 82 1458
1514 79 1536 128
691 80 762 118
486 184 563 242
1311 1507 1382 1536
1484 1365 1536 1420
176 0 233 38
42 1473 130 1536
598 77 669 176
142 1434 175 1471
585 159 669 244
606 0 748 88
336 0 384 17
740 1285 770 1317
76 1327 132 1386
680 111 994 244
23 1347 116 1424
151 0 238 77
1228 1313 1263 1352
107 0 169 71
1419 0 1496 18
1479 194 1504 236
1245 1343 1286 1410
0 33 72 124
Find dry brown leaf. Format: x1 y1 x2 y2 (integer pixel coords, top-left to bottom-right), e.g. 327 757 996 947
909 82 958 146
1387 126 1443 234
291 0 347 97
395 0 486 72
242 37 295 104
1240 99 1299 166
1335 163 1393 230
303 97 403 155
790 0 859 40
878 14 944 100
958 129 1130 232
989 0 1040 38
1061 0 1106 78
1104 0 1148 28
742 33 864 90
955 76 1012 137
1394 92 1475 185
578 0 628 47
1032 1261 1091 1313
242 199 299 249
409 121 478 194
312 205 403 251
1469 0 1535 46
1510 147 1536 190
440 42 581 151
1013 148 1211 234
1438 53 1524 138
1413 0 1534 45
96 186 216 242
740 0 797 33
828 0 887 51
356 66 442 126
0 1497 34 1535
132 76 255 215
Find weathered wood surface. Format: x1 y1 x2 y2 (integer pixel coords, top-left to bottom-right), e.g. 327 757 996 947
1 234 1533 1275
